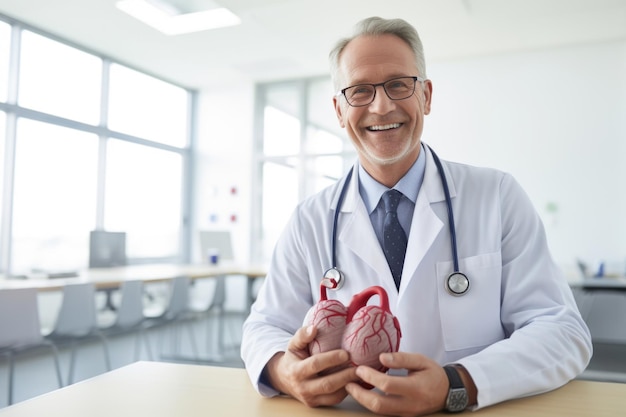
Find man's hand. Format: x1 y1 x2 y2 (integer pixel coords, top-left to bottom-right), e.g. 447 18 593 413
345 352 451 417
263 325 359 407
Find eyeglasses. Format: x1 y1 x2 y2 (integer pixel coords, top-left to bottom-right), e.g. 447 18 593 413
336 76 425 107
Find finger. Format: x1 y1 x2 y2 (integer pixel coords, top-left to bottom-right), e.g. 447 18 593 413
301 349 351 376
294 367 357 408
379 351 429 371
300 387 350 408
346 382 398 416
355 365 407 395
308 365 359 393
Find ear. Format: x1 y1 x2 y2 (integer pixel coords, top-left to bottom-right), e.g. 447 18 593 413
333 95 346 128
422 79 433 115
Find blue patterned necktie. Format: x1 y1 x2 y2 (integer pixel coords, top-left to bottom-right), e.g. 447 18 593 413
382 189 408 290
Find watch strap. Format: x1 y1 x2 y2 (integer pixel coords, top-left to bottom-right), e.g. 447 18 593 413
443 365 464 389
443 365 468 413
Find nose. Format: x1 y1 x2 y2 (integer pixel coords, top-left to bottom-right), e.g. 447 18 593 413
368 85 396 114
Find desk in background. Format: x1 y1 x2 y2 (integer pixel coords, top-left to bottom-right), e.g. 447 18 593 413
0 263 266 310
0 361 623 417
570 277 626 291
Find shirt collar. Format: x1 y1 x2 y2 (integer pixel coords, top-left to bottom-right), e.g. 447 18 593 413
358 143 426 214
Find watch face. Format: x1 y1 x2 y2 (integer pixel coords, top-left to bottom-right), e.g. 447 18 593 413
447 388 469 412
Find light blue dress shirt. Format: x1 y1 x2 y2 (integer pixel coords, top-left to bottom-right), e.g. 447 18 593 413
357 144 427 248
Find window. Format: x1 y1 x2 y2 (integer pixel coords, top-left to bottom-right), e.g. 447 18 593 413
0 18 193 276
104 139 183 259
11 119 98 273
0 111 5 223
18 30 102 125
253 77 356 263
0 21 10 103
108 64 188 147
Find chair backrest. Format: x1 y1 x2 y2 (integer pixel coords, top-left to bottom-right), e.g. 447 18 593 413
0 288 45 348
585 291 626 343
114 280 145 328
190 275 226 312
51 283 99 337
165 276 191 319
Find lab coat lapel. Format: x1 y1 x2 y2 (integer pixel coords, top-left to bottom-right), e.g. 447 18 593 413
335 168 394 285
399 148 450 294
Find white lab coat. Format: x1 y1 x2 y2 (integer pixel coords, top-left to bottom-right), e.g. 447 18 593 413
241 146 591 409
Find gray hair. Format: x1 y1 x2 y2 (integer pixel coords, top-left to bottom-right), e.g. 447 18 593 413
329 17 427 91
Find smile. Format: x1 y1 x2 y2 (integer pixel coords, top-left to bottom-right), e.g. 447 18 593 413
367 123 401 131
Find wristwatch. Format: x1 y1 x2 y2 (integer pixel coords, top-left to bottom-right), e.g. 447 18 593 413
443 365 469 413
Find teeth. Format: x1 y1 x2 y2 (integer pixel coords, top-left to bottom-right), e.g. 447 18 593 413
369 123 401 131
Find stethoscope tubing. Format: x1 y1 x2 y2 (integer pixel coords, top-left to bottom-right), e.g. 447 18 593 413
327 145 467 295
429 149 460 273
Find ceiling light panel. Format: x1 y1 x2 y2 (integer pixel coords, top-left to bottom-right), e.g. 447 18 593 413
116 0 241 35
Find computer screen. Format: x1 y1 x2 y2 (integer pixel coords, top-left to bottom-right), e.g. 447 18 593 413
199 230 233 262
89 230 127 268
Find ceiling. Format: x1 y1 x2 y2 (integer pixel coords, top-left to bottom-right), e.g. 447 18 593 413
0 0 625 91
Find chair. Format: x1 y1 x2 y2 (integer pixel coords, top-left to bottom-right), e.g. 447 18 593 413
144 276 199 360
189 275 228 357
0 288 63 405
584 290 626 343
45 283 111 384
99 280 153 361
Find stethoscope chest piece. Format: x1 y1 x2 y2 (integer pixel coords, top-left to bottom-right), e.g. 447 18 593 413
322 267 344 290
446 272 470 296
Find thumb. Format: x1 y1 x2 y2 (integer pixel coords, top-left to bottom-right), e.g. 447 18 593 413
288 325 317 352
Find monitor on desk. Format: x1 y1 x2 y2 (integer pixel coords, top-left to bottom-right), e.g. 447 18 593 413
89 230 127 268
199 230 233 262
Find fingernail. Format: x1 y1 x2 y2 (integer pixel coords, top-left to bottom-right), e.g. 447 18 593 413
306 325 314 336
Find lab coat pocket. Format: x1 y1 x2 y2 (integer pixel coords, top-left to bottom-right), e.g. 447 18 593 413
436 252 504 352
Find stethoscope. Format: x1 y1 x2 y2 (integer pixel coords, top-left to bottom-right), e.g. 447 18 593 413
321 146 470 297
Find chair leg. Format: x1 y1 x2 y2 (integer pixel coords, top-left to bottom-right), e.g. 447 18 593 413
140 328 154 361
132 331 141 362
48 344 64 388
185 321 199 359
68 341 77 385
98 334 112 371
8 352 15 405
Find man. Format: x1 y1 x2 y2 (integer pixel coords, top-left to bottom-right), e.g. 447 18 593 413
241 16 591 416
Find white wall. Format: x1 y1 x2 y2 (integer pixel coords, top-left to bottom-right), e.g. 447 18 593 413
195 38 626 291
194 82 255 311
425 39 626 278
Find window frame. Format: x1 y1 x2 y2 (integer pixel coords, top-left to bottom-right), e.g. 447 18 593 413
251 77 356 263
0 15 195 275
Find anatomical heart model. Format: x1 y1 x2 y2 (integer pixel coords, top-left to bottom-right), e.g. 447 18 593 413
304 282 402 372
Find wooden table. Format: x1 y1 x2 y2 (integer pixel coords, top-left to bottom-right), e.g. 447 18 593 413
0 361 622 416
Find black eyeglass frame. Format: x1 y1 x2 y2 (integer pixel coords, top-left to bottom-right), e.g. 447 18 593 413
336 76 426 107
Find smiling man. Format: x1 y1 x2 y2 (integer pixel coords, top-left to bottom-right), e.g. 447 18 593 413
241 17 591 416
